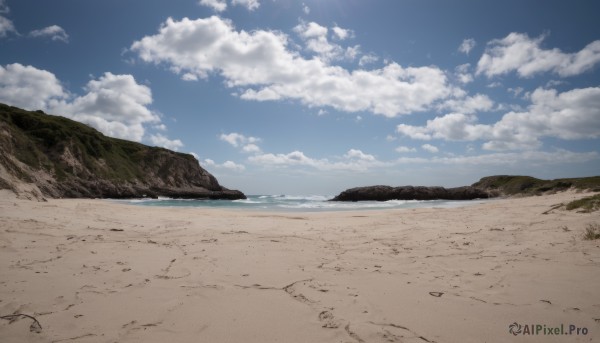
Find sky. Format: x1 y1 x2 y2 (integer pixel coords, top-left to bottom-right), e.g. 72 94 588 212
1 0 599 195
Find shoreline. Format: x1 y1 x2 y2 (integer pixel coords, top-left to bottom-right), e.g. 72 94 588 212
1 190 599 342
106 195 498 213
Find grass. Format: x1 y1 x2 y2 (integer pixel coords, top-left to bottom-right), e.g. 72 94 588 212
566 194 600 213
472 175 600 196
583 223 600 240
0 103 198 183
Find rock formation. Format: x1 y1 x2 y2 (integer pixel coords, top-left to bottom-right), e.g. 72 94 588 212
0 103 246 200
330 185 490 202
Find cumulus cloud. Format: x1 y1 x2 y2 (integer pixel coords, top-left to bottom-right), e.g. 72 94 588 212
477 32 600 78
397 87 600 151
220 132 262 153
458 38 476 55
29 25 69 43
332 26 353 40
130 16 454 117
149 133 184 151
454 63 473 84
421 144 439 153
249 149 388 171
199 0 227 12
395 146 416 153
294 21 359 62
231 0 260 11
438 93 494 114
344 149 375 161
0 63 182 145
0 63 67 109
358 53 378 67
242 143 261 153
203 158 246 171
51 72 160 142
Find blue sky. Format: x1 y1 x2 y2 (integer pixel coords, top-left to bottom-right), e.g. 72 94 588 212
1 0 599 195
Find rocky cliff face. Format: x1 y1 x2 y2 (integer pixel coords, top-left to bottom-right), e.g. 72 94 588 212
330 185 490 202
0 103 246 200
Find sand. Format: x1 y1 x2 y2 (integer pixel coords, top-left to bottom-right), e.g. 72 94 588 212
1 190 599 343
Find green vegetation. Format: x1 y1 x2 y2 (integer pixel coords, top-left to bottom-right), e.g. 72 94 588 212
583 224 600 240
566 194 600 213
472 175 600 196
0 103 196 183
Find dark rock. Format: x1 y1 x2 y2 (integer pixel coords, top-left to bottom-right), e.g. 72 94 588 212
0 103 246 200
330 185 490 202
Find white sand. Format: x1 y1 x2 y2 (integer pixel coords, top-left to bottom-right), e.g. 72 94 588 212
1 190 599 342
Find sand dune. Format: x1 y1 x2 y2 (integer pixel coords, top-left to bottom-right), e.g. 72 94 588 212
1 190 599 342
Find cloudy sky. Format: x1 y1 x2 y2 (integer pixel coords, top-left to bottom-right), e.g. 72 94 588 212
1 0 599 194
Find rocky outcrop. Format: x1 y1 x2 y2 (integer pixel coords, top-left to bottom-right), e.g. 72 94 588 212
330 174 600 202
330 185 490 202
0 103 246 200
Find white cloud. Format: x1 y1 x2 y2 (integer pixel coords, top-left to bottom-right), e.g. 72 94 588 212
149 133 184 151
242 143 261 153
51 72 160 142
359 53 378 67
344 149 375 161
199 0 227 12
454 63 473 84
395 146 416 153
0 15 15 37
220 132 261 153
0 63 186 146
302 3 310 15
29 25 69 43
438 93 494 114
131 16 454 117
397 87 600 151
0 63 67 110
294 21 349 62
0 0 12 37
231 0 260 11
477 32 600 78
398 113 485 142
458 38 476 55
222 160 246 171
181 73 199 81
332 26 353 40
203 159 245 171
431 149 598 166
507 86 524 97
421 144 439 153
249 149 389 172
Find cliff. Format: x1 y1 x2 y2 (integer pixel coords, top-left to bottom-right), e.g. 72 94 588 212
0 103 246 200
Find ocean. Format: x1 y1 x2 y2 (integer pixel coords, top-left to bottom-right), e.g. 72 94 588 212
114 194 491 212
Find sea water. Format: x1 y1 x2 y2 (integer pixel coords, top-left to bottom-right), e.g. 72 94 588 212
114 194 491 212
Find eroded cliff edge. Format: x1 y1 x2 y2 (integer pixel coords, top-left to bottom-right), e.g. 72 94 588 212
0 103 246 200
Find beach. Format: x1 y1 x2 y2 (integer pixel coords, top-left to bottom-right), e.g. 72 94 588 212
1 190 599 343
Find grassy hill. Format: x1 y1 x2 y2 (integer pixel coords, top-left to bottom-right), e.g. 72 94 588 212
0 103 245 200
